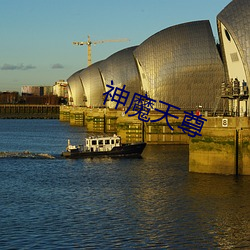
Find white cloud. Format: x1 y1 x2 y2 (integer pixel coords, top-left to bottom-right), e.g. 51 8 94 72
1 63 36 70
51 63 64 69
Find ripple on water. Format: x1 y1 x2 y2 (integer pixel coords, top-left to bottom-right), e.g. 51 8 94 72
0 120 250 249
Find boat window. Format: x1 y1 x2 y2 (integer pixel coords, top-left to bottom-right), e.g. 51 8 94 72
105 140 110 144
92 140 97 145
111 139 114 144
98 140 103 145
116 139 120 144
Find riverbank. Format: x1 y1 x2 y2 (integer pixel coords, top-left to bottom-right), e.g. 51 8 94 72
0 104 59 119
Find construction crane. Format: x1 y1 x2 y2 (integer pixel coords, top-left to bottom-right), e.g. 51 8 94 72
73 35 129 66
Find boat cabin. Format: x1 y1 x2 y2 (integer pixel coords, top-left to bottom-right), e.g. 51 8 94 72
85 135 121 152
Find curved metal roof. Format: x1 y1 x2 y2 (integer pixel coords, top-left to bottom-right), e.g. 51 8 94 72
99 46 141 109
134 20 225 110
217 0 250 84
67 69 86 106
79 61 104 108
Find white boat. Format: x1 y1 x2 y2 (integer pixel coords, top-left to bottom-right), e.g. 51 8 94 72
62 134 146 158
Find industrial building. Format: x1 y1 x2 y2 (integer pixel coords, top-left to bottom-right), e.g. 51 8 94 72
0 92 19 104
52 80 68 99
67 0 249 116
21 86 53 96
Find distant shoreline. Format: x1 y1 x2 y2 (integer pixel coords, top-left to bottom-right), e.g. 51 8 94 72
0 104 59 119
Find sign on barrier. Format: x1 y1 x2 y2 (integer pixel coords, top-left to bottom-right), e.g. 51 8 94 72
222 118 228 127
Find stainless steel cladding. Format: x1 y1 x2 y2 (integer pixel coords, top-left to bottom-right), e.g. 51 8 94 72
217 0 250 84
98 46 141 109
217 0 250 115
79 61 104 108
68 21 229 111
133 20 225 110
67 69 86 106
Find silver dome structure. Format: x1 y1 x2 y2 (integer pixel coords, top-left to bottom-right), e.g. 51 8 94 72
79 61 104 108
133 20 225 111
217 0 250 116
67 69 86 106
99 46 141 109
68 21 229 113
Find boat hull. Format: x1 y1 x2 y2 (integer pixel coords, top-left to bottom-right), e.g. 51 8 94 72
62 142 146 159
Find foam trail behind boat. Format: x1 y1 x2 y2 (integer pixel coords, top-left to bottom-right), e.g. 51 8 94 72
0 151 55 159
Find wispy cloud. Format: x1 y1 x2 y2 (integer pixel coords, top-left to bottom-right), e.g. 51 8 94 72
1 63 36 70
51 63 64 69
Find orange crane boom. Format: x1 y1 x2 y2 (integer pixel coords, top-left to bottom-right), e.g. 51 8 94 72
73 35 129 66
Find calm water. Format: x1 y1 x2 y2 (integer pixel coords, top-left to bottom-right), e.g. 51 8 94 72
0 119 250 249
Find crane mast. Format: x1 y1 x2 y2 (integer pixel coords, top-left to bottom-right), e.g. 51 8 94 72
73 35 129 66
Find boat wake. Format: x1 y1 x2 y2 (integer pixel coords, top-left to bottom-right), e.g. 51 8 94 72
0 151 55 159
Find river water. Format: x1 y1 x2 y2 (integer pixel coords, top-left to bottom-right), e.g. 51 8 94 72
0 119 249 249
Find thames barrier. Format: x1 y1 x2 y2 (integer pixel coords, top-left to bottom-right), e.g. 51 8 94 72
1 0 248 175
59 106 250 175
62 0 250 175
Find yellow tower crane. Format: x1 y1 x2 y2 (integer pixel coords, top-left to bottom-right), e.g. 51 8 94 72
73 35 129 66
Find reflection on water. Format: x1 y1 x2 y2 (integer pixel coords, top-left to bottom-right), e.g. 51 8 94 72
0 120 250 249
186 174 250 248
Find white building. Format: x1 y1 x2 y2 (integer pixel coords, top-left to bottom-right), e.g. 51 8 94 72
53 80 68 98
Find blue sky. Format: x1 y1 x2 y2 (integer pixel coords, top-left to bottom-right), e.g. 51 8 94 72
0 0 231 92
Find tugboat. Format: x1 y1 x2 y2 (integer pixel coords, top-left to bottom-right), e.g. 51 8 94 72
61 134 146 158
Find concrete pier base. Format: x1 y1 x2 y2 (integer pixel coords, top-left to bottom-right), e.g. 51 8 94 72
59 106 189 144
59 106 71 122
116 113 143 143
84 109 105 132
60 106 250 175
189 117 250 175
145 113 188 144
